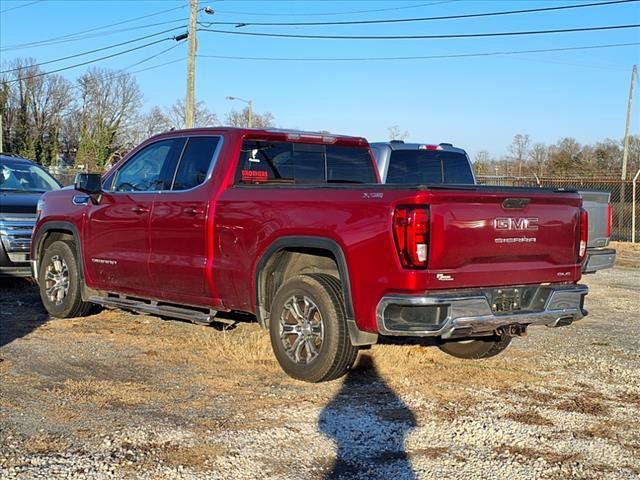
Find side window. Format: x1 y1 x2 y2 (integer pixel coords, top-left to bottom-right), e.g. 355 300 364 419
111 138 184 192
326 148 376 183
236 140 376 184
172 136 221 190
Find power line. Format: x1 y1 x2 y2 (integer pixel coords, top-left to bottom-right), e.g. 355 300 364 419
213 1 457 17
200 24 640 40
202 0 638 27
0 0 42 14
0 4 186 51
4 36 180 84
197 41 640 62
65 43 186 90
0 18 188 52
120 41 184 72
1 26 187 74
127 57 185 75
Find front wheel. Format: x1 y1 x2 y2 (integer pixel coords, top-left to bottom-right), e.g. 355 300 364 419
438 335 512 359
38 240 92 318
268 273 358 383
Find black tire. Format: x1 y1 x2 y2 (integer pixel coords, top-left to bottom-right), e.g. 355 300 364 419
268 273 358 383
438 335 512 359
38 240 92 318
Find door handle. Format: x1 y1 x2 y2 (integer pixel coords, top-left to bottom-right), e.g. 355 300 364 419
131 206 150 214
183 207 204 215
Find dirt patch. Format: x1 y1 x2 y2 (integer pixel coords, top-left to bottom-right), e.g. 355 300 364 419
504 410 554 427
51 378 178 408
494 445 579 464
555 395 610 416
611 241 640 268
24 434 70 455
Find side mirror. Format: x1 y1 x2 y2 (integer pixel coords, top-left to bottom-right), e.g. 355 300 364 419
74 173 102 194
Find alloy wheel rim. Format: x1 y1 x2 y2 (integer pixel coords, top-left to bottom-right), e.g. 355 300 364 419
279 295 324 365
44 255 70 305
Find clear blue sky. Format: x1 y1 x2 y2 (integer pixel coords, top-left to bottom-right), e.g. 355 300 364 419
1 0 639 159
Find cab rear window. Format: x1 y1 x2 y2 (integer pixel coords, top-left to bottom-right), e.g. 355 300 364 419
386 151 474 184
236 140 377 185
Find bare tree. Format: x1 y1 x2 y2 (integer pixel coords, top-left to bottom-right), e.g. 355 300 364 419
387 125 409 141
132 106 172 145
508 134 531 177
548 137 583 174
473 150 492 175
528 143 548 177
1 58 39 159
225 106 274 128
0 58 73 164
74 68 142 169
28 74 72 165
165 99 218 129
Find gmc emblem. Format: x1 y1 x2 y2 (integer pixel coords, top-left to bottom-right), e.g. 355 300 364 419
493 217 539 231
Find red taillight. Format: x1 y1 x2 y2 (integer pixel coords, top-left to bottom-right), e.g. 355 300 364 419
418 144 442 151
577 208 588 263
607 203 613 238
393 206 429 268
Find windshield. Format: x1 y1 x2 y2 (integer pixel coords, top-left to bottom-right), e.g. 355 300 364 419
386 150 474 184
0 161 60 192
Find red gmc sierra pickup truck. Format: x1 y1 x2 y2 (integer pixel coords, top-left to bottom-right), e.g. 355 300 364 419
31 128 589 382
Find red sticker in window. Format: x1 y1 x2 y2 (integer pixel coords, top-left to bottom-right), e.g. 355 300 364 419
241 170 268 182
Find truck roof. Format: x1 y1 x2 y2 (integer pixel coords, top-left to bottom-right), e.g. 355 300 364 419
370 141 468 155
149 127 369 148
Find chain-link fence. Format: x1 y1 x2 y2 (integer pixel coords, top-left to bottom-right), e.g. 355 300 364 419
477 174 640 243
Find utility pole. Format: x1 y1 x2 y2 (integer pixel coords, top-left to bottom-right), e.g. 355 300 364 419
0 112 3 153
185 0 198 129
622 65 637 181
619 64 637 231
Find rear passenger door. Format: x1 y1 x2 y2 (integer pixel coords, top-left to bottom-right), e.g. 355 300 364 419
148 135 222 302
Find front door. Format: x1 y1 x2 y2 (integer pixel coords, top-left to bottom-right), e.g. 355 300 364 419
149 135 222 302
83 137 186 295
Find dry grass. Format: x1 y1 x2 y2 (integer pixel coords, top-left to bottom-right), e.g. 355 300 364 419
157 443 226 471
0 357 10 374
25 434 69 454
495 445 579 464
556 395 609 416
409 447 448 460
511 388 556 404
610 241 640 268
44 405 84 425
52 378 176 408
369 344 536 393
504 410 554 427
618 391 640 407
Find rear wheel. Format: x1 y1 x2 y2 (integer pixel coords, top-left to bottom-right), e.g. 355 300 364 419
438 335 512 359
39 240 92 318
268 273 358 382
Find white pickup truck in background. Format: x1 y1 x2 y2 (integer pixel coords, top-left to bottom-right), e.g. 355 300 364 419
370 141 616 274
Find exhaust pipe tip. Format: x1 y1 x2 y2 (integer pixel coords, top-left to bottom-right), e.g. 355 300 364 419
553 316 574 327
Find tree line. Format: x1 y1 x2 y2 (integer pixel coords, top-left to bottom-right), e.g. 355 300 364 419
0 59 275 170
473 133 640 178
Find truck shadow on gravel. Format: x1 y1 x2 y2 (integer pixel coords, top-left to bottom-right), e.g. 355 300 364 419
319 355 417 480
0 279 49 349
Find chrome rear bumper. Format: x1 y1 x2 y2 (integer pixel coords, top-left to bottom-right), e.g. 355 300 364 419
582 248 616 274
376 284 588 338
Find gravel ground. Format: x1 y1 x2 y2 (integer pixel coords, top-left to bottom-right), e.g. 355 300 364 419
0 266 638 480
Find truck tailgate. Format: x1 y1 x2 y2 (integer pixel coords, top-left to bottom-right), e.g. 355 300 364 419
427 189 583 287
